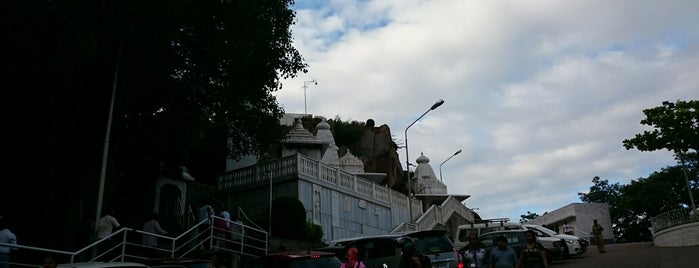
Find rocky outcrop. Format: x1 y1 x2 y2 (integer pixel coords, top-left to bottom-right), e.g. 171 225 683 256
354 123 403 187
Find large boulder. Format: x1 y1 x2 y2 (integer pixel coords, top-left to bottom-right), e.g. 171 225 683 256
354 124 403 187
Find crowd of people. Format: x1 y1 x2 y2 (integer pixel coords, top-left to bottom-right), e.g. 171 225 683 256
3 212 609 268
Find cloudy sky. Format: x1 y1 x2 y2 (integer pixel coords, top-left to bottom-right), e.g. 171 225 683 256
274 0 698 221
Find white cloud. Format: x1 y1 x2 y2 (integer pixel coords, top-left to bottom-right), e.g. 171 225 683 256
278 0 697 221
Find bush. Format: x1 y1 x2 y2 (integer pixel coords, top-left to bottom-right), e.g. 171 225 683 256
305 221 324 243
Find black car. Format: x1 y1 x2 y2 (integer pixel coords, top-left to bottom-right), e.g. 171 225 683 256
336 230 463 268
472 230 567 264
248 250 342 268
138 258 211 268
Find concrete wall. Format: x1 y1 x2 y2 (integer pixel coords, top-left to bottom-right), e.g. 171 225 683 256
653 222 699 247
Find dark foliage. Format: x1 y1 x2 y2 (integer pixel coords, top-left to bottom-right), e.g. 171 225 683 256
305 221 324 243
293 116 369 154
2 0 306 248
271 196 307 240
579 164 697 242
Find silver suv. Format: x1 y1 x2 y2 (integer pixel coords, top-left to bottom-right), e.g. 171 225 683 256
337 230 463 268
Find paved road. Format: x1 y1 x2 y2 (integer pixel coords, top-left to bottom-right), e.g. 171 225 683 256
551 242 699 268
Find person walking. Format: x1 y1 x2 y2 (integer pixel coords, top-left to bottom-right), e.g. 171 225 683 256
213 210 230 248
340 247 366 268
96 209 121 240
399 237 431 268
198 201 215 249
562 222 573 235
488 235 517 268
0 216 18 268
142 213 168 248
460 233 486 268
517 230 548 268
96 209 121 258
592 219 606 253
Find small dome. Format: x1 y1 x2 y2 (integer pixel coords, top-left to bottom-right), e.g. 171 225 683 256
316 118 330 130
416 153 430 164
340 150 365 173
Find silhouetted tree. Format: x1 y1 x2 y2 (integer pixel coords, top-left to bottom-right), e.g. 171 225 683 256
3 0 307 247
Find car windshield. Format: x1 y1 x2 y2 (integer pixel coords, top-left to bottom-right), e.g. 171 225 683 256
410 233 454 254
531 226 558 236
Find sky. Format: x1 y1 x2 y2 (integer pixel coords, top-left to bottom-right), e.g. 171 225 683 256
274 0 699 222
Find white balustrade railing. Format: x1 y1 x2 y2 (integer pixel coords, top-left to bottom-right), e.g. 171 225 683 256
219 154 476 232
219 154 402 205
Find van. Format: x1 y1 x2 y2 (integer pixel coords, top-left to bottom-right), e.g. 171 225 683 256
454 221 523 249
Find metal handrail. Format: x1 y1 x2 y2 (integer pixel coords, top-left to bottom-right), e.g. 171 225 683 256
0 215 268 267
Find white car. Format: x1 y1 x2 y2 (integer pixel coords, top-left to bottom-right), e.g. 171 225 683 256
523 224 588 257
453 221 523 249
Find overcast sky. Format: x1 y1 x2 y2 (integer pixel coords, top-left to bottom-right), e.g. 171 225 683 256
274 0 698 222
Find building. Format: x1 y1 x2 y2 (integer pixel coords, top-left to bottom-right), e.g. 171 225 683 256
526 202 614 243
217 115 477 241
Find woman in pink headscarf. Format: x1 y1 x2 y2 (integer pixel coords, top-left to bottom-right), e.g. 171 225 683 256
340 247 366 268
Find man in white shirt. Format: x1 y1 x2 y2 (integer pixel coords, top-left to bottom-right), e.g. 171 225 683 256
97 209 121 239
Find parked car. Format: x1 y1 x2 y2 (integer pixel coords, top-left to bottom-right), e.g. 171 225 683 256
454 221 524 249
336 230 463 268
247 250 342 268
475 230 567 264
137 257 212 268
522 224 588 257
315 236 360 256
455 221 588 258
57 262 149 268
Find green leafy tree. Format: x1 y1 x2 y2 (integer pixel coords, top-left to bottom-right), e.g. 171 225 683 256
616 166 688 241
623 100 698 210
305 221 324 244
622 100 698 156
579 169 694 242
519 211 540 223
578 176 623 204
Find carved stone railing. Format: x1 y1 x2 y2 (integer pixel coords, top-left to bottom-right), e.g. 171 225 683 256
650 207 699 233
650 207 699 246
219 154 478 234
219 154 406 208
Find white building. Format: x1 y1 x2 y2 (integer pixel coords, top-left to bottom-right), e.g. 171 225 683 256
218 116 476 241
526 202 614 243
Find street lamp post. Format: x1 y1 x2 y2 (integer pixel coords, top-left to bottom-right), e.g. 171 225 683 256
662 101 696 211
96 41 123 228
439 149 462 182
267 169 273 237
302 80 318 114
404 99 444 222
